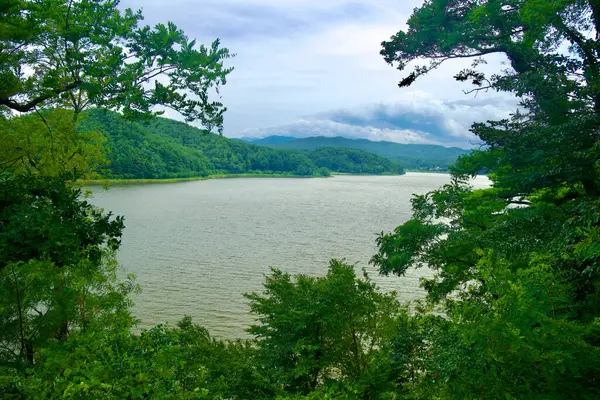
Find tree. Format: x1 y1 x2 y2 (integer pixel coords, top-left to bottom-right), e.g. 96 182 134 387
0 0 233 133
381 0 600 195
373 0 600 397
0 0 243 396
246 261 400 398
0 176 135 368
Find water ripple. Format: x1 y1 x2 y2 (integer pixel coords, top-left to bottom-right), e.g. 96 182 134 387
89 173 490 338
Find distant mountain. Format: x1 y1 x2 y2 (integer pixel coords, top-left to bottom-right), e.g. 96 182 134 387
244 135 300 144
251 136 470 171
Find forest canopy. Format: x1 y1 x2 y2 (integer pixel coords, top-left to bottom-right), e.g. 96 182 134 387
251 135 469 171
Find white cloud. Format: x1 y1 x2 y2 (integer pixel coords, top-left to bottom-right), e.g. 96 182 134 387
119 0 519 142
241 118 438 144
239 96 517 148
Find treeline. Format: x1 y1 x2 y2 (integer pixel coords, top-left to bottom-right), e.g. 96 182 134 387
306 147 404 175
249 135 469 171
78 109 403 178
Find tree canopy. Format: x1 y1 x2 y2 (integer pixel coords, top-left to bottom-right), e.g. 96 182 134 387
0 0 233 132
371 0 600 398
381 0 600 194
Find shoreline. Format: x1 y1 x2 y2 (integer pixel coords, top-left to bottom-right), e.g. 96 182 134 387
78 173 331 186
78 171 452 186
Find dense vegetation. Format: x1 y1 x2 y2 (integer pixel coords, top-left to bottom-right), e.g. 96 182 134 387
305 147 404 175
79 109 325 178
247 135 469 171
76 109 403 178
1 0 600 399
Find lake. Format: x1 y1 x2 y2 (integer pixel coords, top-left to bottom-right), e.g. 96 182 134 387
89 173 491 338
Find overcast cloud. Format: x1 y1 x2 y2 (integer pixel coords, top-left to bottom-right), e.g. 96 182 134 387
120 0 518 148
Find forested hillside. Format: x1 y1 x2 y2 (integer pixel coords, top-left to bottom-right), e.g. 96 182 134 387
247 135 469 170
77 109 403 178
306 147 403 175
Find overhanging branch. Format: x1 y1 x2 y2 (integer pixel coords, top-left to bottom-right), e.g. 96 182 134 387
0 81 81 113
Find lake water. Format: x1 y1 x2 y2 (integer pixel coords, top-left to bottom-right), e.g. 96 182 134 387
89 173 490 338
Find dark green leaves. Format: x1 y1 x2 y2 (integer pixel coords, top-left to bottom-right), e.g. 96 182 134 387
0 0 233 132
375 0 600 397
246 261 400 397
0 176 132 370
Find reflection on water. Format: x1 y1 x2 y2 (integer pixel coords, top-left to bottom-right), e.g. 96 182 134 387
89 173 490 338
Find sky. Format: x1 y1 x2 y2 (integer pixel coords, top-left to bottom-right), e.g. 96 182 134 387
120 0 519 148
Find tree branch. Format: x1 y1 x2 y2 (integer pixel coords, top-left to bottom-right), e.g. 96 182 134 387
0 81 81 112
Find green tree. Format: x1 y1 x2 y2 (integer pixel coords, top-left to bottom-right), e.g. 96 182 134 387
381 0 600 194
246 261 400 398
0 0 240 397
373 0 600 398
1 0 233 132
0 176 134 369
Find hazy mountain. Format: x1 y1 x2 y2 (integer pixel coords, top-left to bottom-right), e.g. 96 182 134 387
248 136 470 171
243 135 300 144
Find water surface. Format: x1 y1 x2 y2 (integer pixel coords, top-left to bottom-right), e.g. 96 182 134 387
89 173 490 337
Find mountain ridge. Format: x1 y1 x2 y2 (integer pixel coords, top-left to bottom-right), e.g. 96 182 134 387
241 135 470 171
241 134 468 150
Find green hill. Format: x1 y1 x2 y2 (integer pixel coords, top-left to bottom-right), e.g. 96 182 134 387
306 147 403 175
248 136 470 171
78 110 404 179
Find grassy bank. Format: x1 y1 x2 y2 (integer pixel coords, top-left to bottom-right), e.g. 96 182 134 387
78 171 428 186
79 173 330 186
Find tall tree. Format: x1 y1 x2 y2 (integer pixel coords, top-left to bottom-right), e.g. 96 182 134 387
246 261 400 398
0 0 234 374
374 0 600 398
0 177 133 368
381 0 600 195
0 0 233 133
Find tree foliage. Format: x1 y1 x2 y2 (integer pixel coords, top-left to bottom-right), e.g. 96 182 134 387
246 261 401 399
381 0 600 193
372 0 600 398
0 176 134 371
1 316 271 399
0 0 233 132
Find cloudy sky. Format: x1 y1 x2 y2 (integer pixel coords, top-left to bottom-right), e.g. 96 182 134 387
120 0 518 148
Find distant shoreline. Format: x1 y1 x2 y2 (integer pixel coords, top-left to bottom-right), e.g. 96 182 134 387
79 171 448 186
403 169 452 174
78 173 331 186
